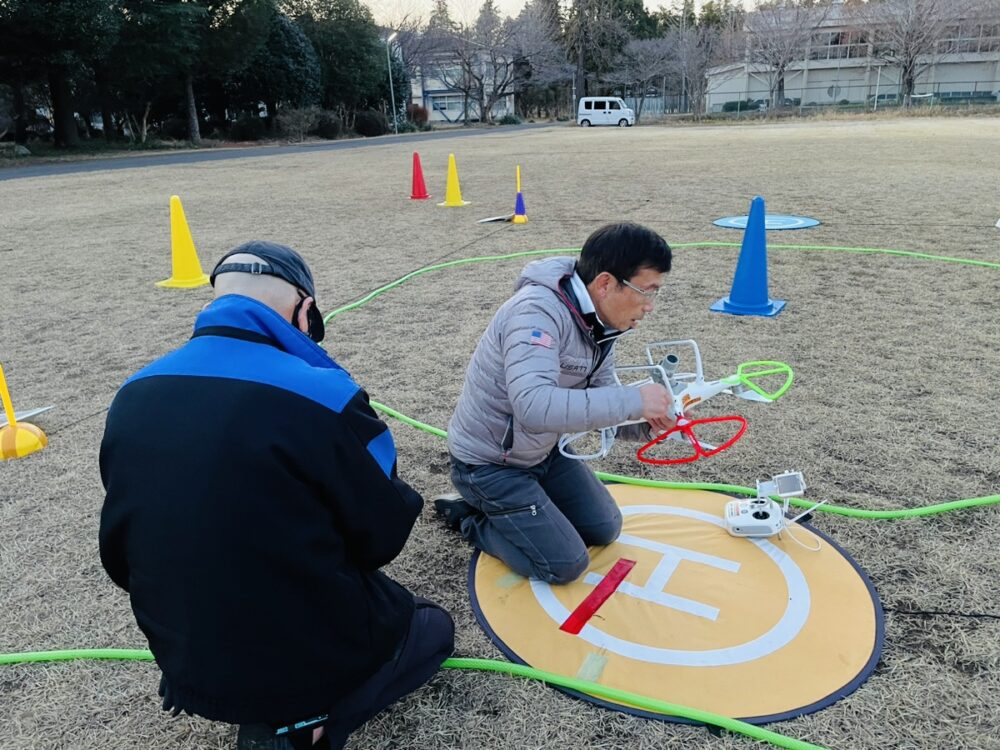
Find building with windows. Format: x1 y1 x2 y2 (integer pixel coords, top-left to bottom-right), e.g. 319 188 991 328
410 54 515 124
705 3 1000 113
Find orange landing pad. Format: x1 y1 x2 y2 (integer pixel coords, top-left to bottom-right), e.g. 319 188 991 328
469 485 883 723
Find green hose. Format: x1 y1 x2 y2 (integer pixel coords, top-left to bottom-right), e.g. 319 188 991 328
0 648 155 664
370 401 1000 519
0 649 823 750
6 241 997 750
443 658 826 750
324 242 1000 324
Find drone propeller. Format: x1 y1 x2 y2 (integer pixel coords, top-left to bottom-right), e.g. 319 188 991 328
724 360 794 402
636 414 748 465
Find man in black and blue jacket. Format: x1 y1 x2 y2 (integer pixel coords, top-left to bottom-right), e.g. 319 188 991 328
99 241 453 749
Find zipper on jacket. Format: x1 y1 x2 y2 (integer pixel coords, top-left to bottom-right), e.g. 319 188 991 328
499 415 515 464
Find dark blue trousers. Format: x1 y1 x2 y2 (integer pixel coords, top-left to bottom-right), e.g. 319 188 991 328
319 597 454 749
450 448 623 584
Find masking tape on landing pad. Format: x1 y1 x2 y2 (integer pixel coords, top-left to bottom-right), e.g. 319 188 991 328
469 485 883 724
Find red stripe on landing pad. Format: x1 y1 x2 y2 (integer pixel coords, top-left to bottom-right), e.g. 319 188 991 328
559 558 636 635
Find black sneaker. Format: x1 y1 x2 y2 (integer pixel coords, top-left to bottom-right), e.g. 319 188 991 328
433 493 474 531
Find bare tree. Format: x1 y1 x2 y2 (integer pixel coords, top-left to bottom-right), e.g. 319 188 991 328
509 0 574 117
416 0 573 124
470 0 519 121
386 13 434 110
566 0 631 104
849 0 973 106
413 0 478 123
669 23 737 116
745 1 832 109
511 0 574 89
421 18 509 122
607 37 675 121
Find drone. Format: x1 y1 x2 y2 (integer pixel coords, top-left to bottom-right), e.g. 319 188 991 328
558 339 793 465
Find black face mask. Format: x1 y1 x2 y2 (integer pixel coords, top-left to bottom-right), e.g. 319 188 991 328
292 294 326 342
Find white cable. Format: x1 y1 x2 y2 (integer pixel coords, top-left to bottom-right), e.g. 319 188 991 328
789 498 829 525
781 521 823 552
778 499 829 552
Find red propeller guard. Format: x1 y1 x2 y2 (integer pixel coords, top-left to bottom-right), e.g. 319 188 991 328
636 415 748 465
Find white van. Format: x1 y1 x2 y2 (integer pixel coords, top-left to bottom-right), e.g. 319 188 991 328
577 97 635 127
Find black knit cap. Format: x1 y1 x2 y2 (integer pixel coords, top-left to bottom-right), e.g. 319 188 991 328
211 240 325 342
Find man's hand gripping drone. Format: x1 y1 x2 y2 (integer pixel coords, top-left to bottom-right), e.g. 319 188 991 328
558 340 794 465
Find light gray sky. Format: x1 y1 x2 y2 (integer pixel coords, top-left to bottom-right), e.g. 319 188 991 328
369 0 750 26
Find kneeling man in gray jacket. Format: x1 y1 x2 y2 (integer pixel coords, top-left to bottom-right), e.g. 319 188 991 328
437 222 675 583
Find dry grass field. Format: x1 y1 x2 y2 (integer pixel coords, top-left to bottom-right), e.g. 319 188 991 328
1 116 998 750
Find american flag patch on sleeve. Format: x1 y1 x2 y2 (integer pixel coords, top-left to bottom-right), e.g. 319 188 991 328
530 329 554 348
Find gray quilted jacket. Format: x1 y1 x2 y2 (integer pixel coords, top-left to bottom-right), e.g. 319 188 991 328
447 257 646 468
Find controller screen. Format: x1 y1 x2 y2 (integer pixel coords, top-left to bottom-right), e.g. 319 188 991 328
775 474 803 494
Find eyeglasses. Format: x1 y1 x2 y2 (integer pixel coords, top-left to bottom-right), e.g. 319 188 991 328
618 278 661 299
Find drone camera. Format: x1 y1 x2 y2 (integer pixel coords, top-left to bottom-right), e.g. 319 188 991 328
658 353 680 378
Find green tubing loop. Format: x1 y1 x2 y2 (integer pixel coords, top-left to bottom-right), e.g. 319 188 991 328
0 649 823 750
318 242 994 747
323 241 1000 324
7 242 998 750
370 401 1000 518
347 240 998 519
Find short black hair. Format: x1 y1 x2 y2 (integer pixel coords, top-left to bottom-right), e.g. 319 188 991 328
576 222 672 285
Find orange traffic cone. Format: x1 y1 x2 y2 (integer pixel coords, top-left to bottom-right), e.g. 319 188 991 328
411 152 430 200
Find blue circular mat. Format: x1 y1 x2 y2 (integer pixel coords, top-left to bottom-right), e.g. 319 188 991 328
714 215 820 230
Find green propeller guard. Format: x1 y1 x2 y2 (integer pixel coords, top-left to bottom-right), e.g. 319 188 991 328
732 361 794 400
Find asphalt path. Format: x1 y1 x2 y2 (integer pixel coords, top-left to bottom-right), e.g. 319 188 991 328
0 123 554 182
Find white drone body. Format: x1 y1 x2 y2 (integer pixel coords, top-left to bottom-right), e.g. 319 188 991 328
558 339 771 460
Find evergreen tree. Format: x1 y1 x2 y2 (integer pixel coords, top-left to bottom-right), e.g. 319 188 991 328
0 0 121 147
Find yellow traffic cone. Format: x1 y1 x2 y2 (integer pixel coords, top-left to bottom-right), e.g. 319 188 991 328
156 195 210 288
512 165 527 225
438 154 469 207
0 363 47 461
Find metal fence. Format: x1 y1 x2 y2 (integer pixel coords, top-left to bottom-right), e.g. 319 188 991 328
709 78 1000 117
624 79 999 119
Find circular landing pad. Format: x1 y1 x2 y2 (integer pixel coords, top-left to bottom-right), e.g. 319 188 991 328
470 485 882 723
714 215 820 230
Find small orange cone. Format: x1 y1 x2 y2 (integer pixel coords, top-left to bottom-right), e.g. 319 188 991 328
0 363 47 461
438 153 469 207
411 152 430 200
156 195 209 288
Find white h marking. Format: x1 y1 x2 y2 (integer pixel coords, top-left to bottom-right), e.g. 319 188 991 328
583 533 740 621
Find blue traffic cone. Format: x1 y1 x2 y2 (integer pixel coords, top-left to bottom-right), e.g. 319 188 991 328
512 191 527 224
710 196 786 316
512 165 527 224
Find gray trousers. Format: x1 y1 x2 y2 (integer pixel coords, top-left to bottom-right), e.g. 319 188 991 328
450 448 622 584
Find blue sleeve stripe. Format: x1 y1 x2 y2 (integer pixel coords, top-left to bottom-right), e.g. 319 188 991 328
126 337 359 414
367 428 396 478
